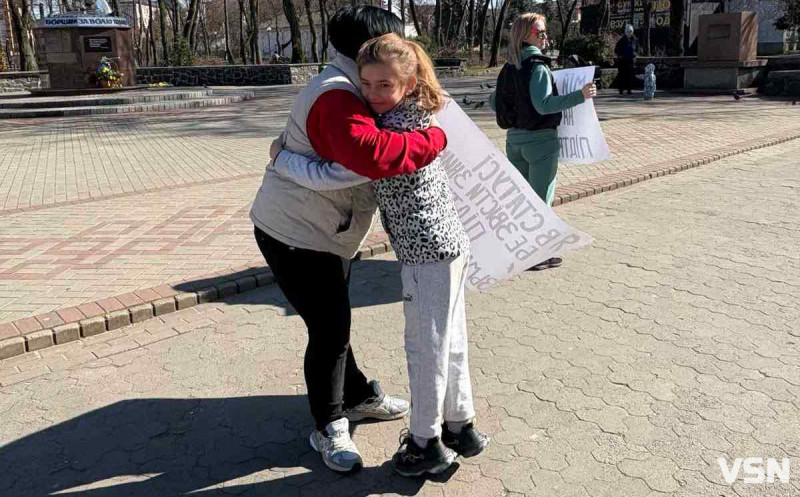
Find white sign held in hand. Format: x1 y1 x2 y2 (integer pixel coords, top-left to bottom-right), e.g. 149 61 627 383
435 98 593 291
553 67 610 165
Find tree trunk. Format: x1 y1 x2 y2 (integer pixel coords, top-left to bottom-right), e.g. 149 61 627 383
303 0 318 62
8 0 38 71
188 0 201 51
318 0 329 61
182 0 199 41
238 0 247 63
282 0 303 63
642 0 652 56
133 1 141 65
172 0 180 42
669 0 685 55
248 0 260 64
387 0 391 13
400 0 405 26
408 0 422 36
434 0 441 45
488 0 509 67
201 6 211 57
477 0 490 60
466 0 474 49
223 0 234 63
158 0 169 63
557 0 580 57
148 0 157 65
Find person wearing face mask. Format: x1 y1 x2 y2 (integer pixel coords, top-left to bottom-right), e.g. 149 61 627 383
615 24 639 95
489 13 596 271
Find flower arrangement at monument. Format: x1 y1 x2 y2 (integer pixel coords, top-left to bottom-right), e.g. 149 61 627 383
94 57 123 88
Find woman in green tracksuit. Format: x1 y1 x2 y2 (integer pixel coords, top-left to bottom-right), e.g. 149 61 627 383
489 12 596 270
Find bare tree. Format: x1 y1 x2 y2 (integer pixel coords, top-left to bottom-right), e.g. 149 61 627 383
158 0 170 63
183 0 199 41
148 0 158 65
172 0 181 42
408 0 423 36
248 0 261 63
283 0 303 62
555 0 581 55
222 0 235 62
434 0 440 44
465 0 474 49
319 0 329 61
303 0 318 62
476 0 490 60
8 0 37 71
201 5 212 57
238 0 247 62
488 0 509 67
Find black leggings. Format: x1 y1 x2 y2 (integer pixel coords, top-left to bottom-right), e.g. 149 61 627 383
254 227 375 430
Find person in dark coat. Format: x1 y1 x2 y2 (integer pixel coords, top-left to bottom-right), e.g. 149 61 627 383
615 24 639 95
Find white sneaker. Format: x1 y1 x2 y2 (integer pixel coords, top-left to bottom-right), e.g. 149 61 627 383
345 380 409 422
309 418 363 473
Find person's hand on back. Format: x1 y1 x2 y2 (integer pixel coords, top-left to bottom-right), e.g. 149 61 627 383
269 136 283 161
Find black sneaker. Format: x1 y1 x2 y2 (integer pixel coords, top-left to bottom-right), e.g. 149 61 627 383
528 257 563 271
392 431 456 477
441 422 490 458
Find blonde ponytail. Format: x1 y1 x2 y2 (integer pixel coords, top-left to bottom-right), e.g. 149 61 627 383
407 41 444 113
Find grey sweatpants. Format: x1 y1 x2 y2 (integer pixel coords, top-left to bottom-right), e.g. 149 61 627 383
400 253 476 439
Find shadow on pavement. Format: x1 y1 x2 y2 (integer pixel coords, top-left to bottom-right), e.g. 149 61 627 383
174 258 405 316
0 394 450 496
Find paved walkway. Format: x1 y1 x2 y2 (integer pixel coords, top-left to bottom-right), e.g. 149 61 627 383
1 79 799 328
1 140 798 496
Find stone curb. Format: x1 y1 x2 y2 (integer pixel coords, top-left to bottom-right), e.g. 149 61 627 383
0 265 276 360
1 129 799 361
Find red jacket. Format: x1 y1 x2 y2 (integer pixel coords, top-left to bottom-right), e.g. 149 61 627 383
306 89 447 180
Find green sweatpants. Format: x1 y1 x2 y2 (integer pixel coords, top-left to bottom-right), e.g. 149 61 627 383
505 129 560 207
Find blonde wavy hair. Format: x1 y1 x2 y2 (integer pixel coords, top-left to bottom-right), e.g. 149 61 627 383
508 13 546 69
356 33 444 113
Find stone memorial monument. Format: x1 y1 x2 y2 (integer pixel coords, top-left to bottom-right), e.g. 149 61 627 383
682 12 767 91
32 4 136 93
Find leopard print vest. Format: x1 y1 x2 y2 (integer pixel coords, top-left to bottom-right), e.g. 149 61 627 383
373 98 470 265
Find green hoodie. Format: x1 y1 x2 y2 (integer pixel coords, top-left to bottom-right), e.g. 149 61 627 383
489 45 585 140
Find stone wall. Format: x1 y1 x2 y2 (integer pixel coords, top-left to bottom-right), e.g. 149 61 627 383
137 63 467 87
136 64 324 87
763 70 800 97
0 71 49 93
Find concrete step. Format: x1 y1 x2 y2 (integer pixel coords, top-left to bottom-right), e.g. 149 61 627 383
0 88 215 110
0 90 255 119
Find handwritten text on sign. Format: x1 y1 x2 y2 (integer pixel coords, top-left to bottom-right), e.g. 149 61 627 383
436 98 593 291
553 67 610 164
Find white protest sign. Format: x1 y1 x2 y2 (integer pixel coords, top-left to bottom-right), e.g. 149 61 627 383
553 67 610 164
436 98 593 291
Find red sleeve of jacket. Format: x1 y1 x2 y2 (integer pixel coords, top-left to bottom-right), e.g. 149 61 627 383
306 89 448 180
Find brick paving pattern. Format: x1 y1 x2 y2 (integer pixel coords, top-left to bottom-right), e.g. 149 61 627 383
0 79 798 329
1 140 798 496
